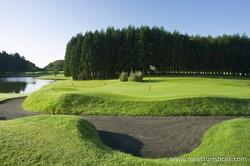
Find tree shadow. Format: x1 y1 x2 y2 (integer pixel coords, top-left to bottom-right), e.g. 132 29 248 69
0 82 27 93
98 130 144 157
0 117 6 120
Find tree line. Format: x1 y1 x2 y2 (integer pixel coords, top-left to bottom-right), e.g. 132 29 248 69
0 51 39 74
64 26 250 80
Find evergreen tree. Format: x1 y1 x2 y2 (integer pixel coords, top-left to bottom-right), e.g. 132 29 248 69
63 26 250 80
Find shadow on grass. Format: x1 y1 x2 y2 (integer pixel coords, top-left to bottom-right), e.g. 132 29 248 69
0 117 6 120
98 130 144 157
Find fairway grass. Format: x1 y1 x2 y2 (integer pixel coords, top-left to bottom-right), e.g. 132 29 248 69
23 77 250 116
0 93 26 102
0 116 249 165
36 73 69 80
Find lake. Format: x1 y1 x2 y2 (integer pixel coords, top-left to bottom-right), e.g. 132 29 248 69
0 77 53 94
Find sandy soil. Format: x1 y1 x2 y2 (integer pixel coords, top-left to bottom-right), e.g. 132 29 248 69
0 98 246 158
84 115 238 158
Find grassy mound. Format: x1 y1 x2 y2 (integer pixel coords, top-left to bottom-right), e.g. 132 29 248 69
177 118 250 165
0 116 249 165
23 77 250 116
23 92 250 116
0 115 152 165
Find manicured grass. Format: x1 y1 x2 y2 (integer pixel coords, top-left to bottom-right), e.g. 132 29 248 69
0 93 26 102
180 118 250 165
0 115 249 165
23 77 250 115
36 73 69 80
0 115 156 165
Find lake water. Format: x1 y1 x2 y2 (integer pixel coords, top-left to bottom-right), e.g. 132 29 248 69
0 77 53 94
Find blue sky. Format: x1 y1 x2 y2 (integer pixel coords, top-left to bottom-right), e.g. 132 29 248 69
0 0 249 67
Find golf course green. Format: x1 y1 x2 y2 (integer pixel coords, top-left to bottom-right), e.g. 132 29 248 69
23 77 250 116
1 76 249 165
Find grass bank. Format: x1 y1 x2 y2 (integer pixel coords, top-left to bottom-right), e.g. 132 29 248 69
177 118 250 165
23 77 250 116
0 93 26 102
0 116 249 165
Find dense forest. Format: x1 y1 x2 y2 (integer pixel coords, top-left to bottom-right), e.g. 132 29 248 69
0 51 40 73
64 26 250 80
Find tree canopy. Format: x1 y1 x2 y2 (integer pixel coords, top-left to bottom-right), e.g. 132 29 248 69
0 51 40 73
64 26 250 80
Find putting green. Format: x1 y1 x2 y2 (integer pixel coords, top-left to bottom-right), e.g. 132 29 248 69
45 77 250 100
23 77 250 115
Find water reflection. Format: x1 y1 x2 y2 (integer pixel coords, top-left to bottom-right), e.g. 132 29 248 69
0 82 27 93
0 77 53 94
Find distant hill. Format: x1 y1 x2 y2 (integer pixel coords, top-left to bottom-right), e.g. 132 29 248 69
44 60 64 71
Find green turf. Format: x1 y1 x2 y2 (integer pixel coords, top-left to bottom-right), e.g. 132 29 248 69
179 118 250 165
0 93 26 102
36 73 70 80
0 116 249 165
23 77 250 116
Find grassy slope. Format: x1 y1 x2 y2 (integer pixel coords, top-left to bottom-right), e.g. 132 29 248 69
175 118 250 165
0 115 156 166
0 93 26 102
0 116 249 165
23 77 250 115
